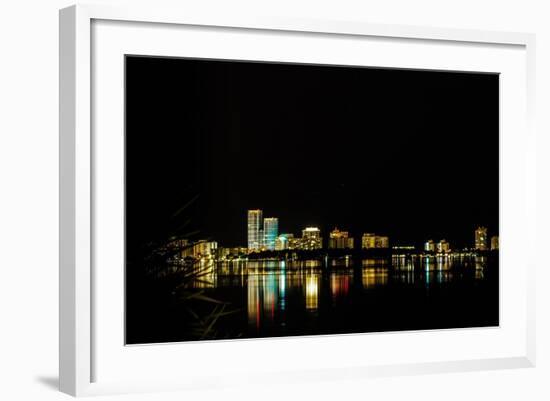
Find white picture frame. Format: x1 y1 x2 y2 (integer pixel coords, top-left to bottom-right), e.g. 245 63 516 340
59 4 536 397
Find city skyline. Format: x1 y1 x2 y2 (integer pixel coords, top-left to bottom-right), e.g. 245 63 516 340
211 203 499 250
242 207 497 252
165 208 499 261
184 207 498 257
125 56 498 258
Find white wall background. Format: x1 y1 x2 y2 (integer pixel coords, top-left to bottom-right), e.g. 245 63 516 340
0 1 548 400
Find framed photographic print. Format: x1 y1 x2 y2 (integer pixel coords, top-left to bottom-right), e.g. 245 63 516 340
60 4 536 396
125 56 500 344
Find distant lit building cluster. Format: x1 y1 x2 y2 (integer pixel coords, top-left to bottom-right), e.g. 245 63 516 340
180 239 218 259
274 228 323 251
420 227 498 255
247 210 391 252
247 209 326 251
424 239 451 253
361 233 389 249
173 209 498 262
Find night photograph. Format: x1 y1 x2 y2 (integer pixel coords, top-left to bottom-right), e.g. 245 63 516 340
124 55 499 344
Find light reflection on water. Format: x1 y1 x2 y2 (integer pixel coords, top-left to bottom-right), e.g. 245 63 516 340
330 272 352 300
305 274 320 310
362 268 388 288
190 256 490 333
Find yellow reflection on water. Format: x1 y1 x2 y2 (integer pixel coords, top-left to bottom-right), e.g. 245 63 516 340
362 258 388 268
475 256 487 280
331 257 351 268
475 256 487 269
421 255 452 271
436 271 453 283
191 259 216 288
303 260 322 268
362 268 388 288
475 269 485 280
392 255 414 271
262 274 277 317
396 270 415 284
247 275 260 330
305 274 320 310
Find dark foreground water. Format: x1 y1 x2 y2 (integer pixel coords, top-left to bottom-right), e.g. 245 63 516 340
126 254 498 344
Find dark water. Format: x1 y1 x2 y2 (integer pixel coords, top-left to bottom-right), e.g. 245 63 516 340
126 254 498 344
183 254 498 340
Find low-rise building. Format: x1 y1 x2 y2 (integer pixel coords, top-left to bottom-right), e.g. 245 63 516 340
424 240 436 252
300 227 323 250
362 233 389 249
490 235 499 250
437 239 451 253
275 233 293 250
181 240 218 259
328 228 354 249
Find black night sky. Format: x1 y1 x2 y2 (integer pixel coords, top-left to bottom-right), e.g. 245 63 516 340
125 56 499 254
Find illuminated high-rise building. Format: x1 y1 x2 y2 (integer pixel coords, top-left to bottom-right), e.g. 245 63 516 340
490 235 499 250
475 226 488 250
247 209 263 251
437 239 451 253
301 227 322 250
424 239 435 252
263 217 279 250
258 229 264 249
328 228 354 249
